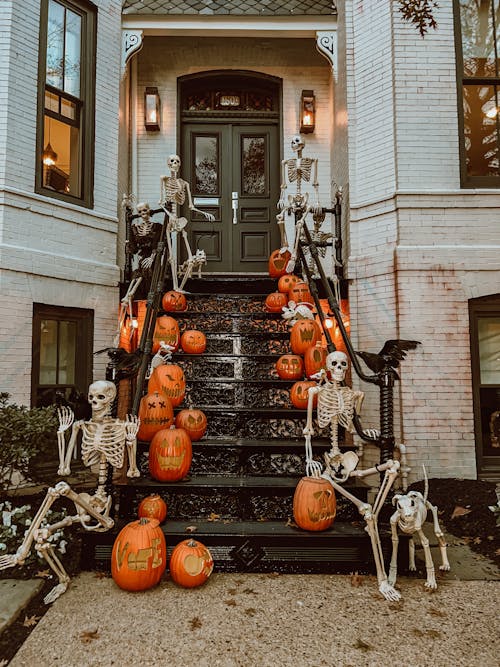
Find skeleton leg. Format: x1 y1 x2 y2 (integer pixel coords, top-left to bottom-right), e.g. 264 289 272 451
426 501 450 572
286 213 307 274
165 226 179 291
408 537 417 571
416 527 438 589
276 213 289 251
37 544 72 604
388 512 400 586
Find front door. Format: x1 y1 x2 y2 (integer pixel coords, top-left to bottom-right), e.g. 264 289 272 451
182 123 280 273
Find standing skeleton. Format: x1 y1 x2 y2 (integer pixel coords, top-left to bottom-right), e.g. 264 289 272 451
0 381 140 604
303 351 402 601
160 154 214 292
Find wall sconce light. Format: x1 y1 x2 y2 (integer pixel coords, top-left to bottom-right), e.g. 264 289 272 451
300 89 315 133
144 87 161 131
42 142 58 166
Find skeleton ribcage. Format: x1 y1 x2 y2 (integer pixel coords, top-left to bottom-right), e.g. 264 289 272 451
164 178 186 205
287 158 313 184
317 386 356 430
81 421 126 469
134 222 154 237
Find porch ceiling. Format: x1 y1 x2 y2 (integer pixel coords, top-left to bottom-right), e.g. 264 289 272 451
122 0 336 16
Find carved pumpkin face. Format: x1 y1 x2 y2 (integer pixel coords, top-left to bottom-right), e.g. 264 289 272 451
111 518 167 591
290 380 317 409
278 273 300 294
175 408 207 441
265 291 288 313
289 281 314 307
148 427 192 482
162 290 188 312
275 354 304 381
181 329 207 354
169 539 214 588
268 249 291 279
152 316 180 354
137 390 174 442
148 364 186 408
304 344 327 379
290 319 321 355
138 494 167 523
293 476 336 531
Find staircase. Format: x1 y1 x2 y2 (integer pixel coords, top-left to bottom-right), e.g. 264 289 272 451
82 276 378 574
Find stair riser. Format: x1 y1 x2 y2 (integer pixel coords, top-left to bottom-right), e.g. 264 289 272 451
180 337 290 355
185 383 293 408
174 314 289 334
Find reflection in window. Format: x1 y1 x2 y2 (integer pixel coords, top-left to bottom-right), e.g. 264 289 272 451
242 136 266 196
39 319 77 386
478 317 500 384
195 135 218 195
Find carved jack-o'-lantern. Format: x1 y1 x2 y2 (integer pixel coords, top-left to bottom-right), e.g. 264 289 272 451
268 249 292 279
175 408 207 441
148 364 186 408
278 273 300 294
265 291 288 313
152 315 180 354
162 290 188 312
111 518 167 591
290 319 321 355
304 344 327 379
289 281 314 307
138 494 167 523
148 427 192 482
137 390 174 442
181 329 207 354
293 476 336 531
169 539 214 588
290 380 317 410
275 354 304 381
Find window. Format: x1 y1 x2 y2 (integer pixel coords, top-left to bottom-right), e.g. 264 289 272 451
36 0 96 206
32 304 93 407
455 0 500 186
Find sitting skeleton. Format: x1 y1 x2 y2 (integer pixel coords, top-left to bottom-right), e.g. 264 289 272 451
159 154 214 292
0 380 140 604
303 351 402 602
302 210 335 278
388 468 450 590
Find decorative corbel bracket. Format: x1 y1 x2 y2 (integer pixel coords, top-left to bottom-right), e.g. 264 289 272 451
316 31 338 83
122 30 143 79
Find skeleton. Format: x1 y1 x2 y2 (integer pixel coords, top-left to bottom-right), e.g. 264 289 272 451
159 154 214 292
0 381 140 604
389 468 450 590
302 210 335 278
276 136 322 273
303 352 403 601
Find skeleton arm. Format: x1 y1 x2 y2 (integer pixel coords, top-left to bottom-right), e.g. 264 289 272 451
57 408 82 476
124 415 140 478
278 159 289 210
310 158 322 213
183 180 215 222
303 384 321 436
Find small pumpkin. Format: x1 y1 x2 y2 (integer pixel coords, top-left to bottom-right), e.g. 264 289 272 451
290 380 317 409
278 273 300 294
169 539 214 588
148 427 192 482
138 494 167 523
275 354 304 381
162 290 188 312
148 364 186 408
152 315 180 354
137 390 174 442
111 518 167 591
265 291 288 313
290 319 322 355
181 329 207 354
289 281 314 307
268 249 291 279
304 343 328 379
175 408 208 441
293 476 336 531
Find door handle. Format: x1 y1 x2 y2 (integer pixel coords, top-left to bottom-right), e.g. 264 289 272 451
232 191 238 225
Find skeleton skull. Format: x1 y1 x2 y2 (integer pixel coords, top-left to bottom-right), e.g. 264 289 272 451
326 351 348 382
167 154 181 173
136 202 151 220
291 135 305 153
88 380 116 417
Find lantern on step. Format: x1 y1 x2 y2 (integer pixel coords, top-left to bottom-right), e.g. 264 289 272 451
290 319 321 355
149 427 192 482
289 281 314 308
265 291 288 313
169 539 214 588
175 408 207 441
111 518 167 591
276 354 304 381
278 273 300 294
181 329 207 354
162 290 188 312
268 249 291 279
118 315 135 353
138 494 167 523
304 343 327 379
293 476 336 531
290 380 317 409
148 364 186 408
134 300 147 347
137 390 174 442
152 315 180 354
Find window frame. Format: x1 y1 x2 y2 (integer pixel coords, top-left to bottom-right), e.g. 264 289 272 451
454 0 500 188
35 0 96 208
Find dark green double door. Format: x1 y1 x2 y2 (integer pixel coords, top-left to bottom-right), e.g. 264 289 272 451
182 123 280 273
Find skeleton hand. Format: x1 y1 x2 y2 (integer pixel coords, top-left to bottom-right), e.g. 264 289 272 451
141 255 155 270
277 187 287 210
125 415 140 440
303 425 315 437
200 210 215 222
57 406 74 432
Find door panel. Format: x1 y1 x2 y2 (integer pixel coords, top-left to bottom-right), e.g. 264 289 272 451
182 122 280 272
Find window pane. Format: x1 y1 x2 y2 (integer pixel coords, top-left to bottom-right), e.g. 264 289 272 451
45 89 59 112
460 0 498 77
43 114 81 197
64 8 81 97
46 0 64 89
463 84 500 177
58 321 76 384
194 135 218 195
39 319 58 384
478 317 500 384
61 96 77 120
242 136 266 196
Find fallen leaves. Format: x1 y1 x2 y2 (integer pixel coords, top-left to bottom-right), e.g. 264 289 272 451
23 615 41 628
224 599 237 607
94 571 108 579
350 572 364 588
80 629 100 643
189 617 202 630
35 569 50 579
207 513 220 522
244 608 257 616
353 639 373 651
451 506 472 520
185 525 198 533
428 606 447 618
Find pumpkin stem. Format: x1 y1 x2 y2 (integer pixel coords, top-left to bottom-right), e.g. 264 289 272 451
139 517 150 525
187 539 198 547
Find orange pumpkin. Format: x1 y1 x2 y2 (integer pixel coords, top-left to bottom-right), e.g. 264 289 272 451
169 539 214 588
268 249 292 279
175 408 207 441
148 427 192 482
152 315 180 354
265 291 288 313
162 290 188 312
275 354 304 381
290 319 322 355
138 494 167 523
304 344 328 379
148 364 186 408
290 380 317 409
293 476 336 531
278 273 300 294
289 281 314 307
111 518 167 591
137 390 174 442
181 329 207 354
